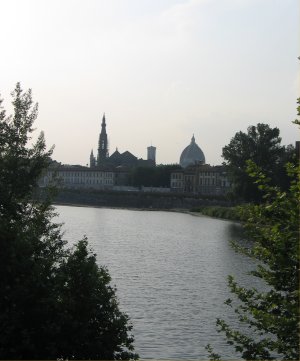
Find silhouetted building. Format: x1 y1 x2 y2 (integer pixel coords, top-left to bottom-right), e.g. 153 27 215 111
97 113 109 165
109 148 138 167
90 149 96 167
147 146 156 164
180 135 205 168
89 114 155 169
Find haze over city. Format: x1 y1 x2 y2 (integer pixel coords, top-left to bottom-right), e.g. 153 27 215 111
1 0 298 166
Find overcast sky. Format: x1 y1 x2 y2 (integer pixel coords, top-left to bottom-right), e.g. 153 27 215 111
1 0 299 165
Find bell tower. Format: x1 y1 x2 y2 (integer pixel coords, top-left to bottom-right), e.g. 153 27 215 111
97 113 109 165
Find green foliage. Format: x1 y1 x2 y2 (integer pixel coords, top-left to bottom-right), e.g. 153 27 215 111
205 343 221 360
190 206 240 221
130 164 179 187
210 160 299 360
54 239 136 360
222 123 295 202
0 83 137 359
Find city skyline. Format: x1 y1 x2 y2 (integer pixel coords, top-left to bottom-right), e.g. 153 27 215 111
1 0 298 166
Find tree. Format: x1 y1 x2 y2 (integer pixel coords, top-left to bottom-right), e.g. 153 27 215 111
207 137 299 358
0 83 137 359
217 161 299 359
222 123 295 202
54 239 136 360
130 164 179 187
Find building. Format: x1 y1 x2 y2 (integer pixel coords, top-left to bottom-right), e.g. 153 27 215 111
39 163 171 192
90 114 155 168
170 164 231 195
170 136 231 195
40 165 114 190
180 135 205 168
98 113 109 165
42 122 231 195
89 150 96 168
147 146 156 164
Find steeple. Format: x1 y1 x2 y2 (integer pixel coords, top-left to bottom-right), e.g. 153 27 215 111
191 134 195 143
97 113 109 165
90 149 96 168
101 113 106 131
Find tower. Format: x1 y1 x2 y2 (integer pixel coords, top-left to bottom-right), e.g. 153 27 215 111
147 146 156 164
97 113 109 165
90 149 96 168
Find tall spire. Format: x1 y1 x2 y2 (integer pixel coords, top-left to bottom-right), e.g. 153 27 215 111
101 113 106 134
90 149 96 168
98 113 108 165
191 134 195 143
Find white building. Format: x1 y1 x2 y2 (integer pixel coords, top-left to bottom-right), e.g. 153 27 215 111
39 166 114 190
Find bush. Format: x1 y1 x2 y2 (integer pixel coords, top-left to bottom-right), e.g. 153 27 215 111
191 206 240 221
0 83 137 359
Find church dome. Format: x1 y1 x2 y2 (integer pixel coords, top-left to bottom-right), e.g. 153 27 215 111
180 135 205 168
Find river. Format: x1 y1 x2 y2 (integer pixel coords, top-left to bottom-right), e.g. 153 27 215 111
56 205 258 360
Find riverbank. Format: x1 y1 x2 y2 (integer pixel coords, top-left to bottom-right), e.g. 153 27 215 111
190 205 241 221
53 201 242 222
42 187 235 210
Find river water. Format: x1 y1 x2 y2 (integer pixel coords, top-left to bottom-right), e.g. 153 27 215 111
56 205 259 360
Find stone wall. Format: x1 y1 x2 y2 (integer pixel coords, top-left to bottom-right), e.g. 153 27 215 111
45 188 232 209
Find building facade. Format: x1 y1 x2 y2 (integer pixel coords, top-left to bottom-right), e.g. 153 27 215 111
40 165 114 190
170 164 231 195
42 123 231 195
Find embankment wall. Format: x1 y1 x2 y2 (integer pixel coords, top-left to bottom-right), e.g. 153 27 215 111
44 188 233 209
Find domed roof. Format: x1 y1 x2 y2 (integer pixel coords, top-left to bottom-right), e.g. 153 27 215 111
180 135 205 168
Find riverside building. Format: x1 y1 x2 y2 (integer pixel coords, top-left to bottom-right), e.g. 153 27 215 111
170 164 231 195
170 136 231 195
40 117 231 195
39 165 115 190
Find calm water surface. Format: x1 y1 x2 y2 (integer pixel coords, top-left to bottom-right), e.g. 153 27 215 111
56 205 258 360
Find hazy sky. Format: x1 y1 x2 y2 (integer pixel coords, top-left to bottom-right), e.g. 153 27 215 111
1 0 299 165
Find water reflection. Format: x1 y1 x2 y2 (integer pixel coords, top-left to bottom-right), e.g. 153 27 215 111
226 222 244 239
56 206 261 360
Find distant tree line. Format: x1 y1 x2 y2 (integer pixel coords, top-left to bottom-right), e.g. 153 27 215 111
129 164 179 187
222 123 296 203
